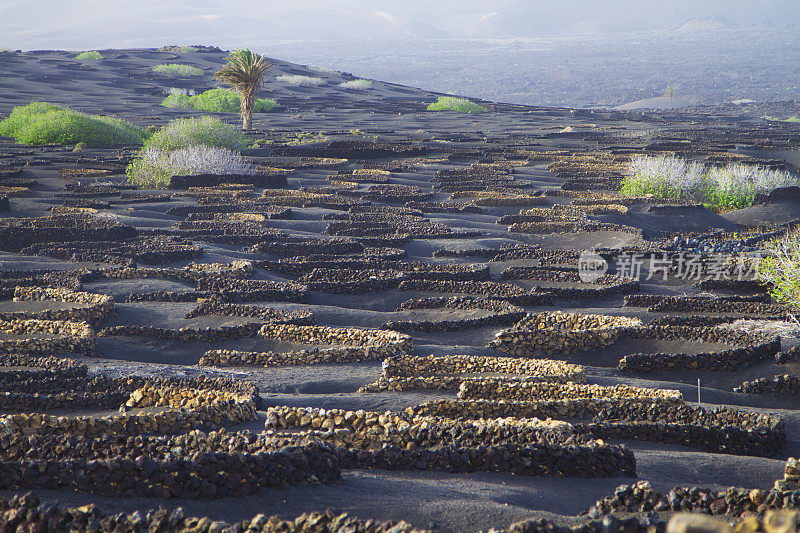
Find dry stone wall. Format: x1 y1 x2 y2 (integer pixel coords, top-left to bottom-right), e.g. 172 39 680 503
0 495 422 533
258 323 411 350
0 445 338 498
381 296 526 332
263 406 635 478
458 380 682 403
616 326 780 372
299 268 406 293
490 312 641 357
489 312 780 372
2 287 114 325
735 374 800 394
588 480 800 519
0 318 96 355
361 353 585 392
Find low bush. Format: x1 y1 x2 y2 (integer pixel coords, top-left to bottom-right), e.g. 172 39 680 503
152 64 204 76
127 116 252 186
76 51 103 60
309 66 339 74
161 94 193 109
706 163 796 210
141 116 249 152
126 145 255 187
621 155 705 200
0 102 147 146
758 230 800 307
339 79 373 89
159 45 200 53
276 74 325 87
161 88 277 113
427 97 487 113
765 115 800 123
621 154 797 211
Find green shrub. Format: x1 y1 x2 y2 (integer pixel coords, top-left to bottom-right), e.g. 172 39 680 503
0 102 147 146
621 154 797 212
188 88 241 112
758 232 800 307
427 97 487 113
339 79 373 89
127 145 254 188
764 115 800 123
142 116 248 152
76 51 103 60
161 94 193 109
276 74 325 87
253 98 278 112
152 64 204 76
160 88 277 113
0 102 61 136
159 45 200 53
309 66 338 74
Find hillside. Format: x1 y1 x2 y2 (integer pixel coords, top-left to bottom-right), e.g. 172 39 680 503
0 47 800 532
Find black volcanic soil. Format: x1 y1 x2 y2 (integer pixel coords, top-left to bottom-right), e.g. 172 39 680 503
1 47 800 532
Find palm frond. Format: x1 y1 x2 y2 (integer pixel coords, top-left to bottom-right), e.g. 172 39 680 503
214 49 273 92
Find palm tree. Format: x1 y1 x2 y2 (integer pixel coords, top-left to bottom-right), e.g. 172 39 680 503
214 49 273 131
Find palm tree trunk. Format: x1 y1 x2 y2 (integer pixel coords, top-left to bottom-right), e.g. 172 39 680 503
241 92 255 131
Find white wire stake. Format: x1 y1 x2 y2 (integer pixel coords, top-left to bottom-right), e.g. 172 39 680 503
697 377 701 407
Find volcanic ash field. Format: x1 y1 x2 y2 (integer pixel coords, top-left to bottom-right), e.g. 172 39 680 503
1 46 800 533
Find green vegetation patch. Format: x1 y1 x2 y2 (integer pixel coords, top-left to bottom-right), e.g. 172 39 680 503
76 51 103 60
621 154 798 212
159 45 200 53
758 231 800 307
0 102 147 146
127 116 252 187
126 145 254 188
339 79 373 90
276 74 325 87
427 97 487 113
764 115 800 123
161 88 277 113
141 116 249 153
152 64 204 76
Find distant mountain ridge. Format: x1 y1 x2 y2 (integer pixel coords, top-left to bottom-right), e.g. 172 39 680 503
3 0 800 48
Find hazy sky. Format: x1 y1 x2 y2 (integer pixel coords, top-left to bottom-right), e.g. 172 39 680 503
2 0 799 49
